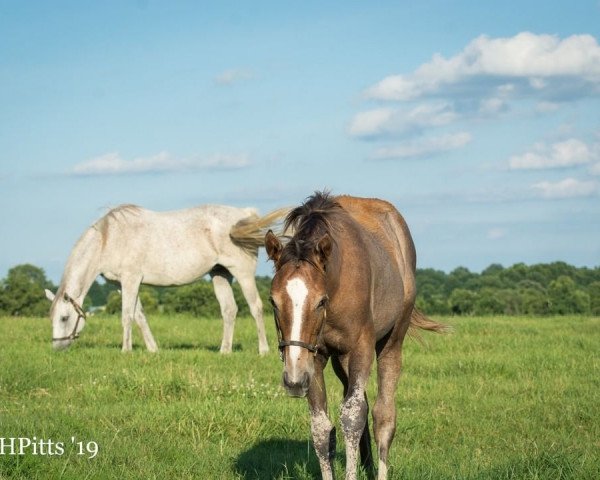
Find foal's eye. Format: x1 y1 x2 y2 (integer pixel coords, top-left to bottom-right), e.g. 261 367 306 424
60 316 69 323
316 297 328 310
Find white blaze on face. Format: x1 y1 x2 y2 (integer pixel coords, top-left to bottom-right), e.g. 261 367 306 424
285 277 308 373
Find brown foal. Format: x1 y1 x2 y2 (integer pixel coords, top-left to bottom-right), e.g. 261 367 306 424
265 192 446 480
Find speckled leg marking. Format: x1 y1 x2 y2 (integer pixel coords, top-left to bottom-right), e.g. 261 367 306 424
340 383 368 480
310 409 336 480
307 357 335 480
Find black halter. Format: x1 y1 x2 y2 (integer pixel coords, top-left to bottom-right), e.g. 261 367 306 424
278 339 320 361
274 300 326 362
52 293 86 342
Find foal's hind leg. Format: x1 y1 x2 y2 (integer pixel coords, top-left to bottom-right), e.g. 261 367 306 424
210 267 238 354
373 342 404 480
134 297 158 353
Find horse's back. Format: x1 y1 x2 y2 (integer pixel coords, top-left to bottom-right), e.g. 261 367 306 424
335 195 417 333
336 195 416 274
97 204 255 238
96 204 257 285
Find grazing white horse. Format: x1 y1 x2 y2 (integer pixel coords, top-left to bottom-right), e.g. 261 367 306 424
45 204 286 354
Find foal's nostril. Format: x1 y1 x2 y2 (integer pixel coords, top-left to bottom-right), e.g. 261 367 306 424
301 371 310 389
283 371 310 396
283 371 290 388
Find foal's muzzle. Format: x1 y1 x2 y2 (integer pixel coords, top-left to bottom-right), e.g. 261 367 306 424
282 371 310 398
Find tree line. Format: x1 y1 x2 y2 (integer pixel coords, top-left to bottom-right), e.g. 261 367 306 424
1 261 599 318
415 262 600 316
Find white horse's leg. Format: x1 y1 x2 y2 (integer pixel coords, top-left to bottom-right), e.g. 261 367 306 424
120 276 142 352
229 266 269 355
134 297 158 353
210 268 238 354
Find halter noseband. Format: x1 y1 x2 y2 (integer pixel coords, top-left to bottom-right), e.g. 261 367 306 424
52 293 86 342
275 296 327 363
278 339 320 361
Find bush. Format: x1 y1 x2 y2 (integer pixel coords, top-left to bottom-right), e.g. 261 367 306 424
104 287 159 315
0 264 56 317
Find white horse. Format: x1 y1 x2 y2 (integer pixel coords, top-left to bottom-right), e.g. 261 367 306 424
45 204 287 354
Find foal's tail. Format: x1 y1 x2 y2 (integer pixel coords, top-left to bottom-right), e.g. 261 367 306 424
408 308 451 342
230 207 290 252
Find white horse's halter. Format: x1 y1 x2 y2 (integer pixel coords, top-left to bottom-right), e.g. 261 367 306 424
52 293 86 342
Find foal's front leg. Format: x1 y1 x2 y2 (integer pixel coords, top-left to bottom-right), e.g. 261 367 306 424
307 356 336 480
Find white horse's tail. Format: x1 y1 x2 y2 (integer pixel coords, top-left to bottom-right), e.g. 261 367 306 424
230 207 290 252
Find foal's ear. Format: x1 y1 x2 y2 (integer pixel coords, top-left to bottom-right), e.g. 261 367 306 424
45 289 56 302
315 233 332 268
265 230 283 263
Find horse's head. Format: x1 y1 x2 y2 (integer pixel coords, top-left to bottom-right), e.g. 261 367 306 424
45 289 86 350
265 230 331 397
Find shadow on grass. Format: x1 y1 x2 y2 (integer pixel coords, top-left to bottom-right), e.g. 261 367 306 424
235 438 321 479
165 342 244 352
74 340 245 353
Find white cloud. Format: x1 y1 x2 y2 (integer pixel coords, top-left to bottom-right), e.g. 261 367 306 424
371 132 472 160
366 32 600 101
479 97 507 115
348 102 457 138
590 162 600 175
532 177 599 199
509 139 595 170
535 101 560 113
214 69 254 86
71 151 250 176
347 108 395 137
487 228 507 240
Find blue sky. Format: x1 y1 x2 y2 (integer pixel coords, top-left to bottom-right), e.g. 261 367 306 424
1 1 599 283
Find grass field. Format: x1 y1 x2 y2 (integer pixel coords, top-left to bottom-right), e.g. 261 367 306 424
0 313 598 479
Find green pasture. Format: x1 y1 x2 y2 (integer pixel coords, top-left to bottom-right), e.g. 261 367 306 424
0 314 598 479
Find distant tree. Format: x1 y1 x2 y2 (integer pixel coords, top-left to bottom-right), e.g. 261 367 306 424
140 287 159 314
474 288 507 315
500 263 529 285
588 282 600 315
0 264 56 316
162 280 220 317
448 288 477 315
548 276 590 315
417 293 451 315
105 291 122 315
516 281 549 315
480 264 507 289
87 280 119 307
447 267 478 292
104 287 159 315
416 268 450 297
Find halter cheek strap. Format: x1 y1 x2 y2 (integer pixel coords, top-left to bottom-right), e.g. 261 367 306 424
52 293 86 342
276 310 326 362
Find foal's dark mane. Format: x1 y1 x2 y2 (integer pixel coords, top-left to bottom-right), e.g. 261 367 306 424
280 191 342 267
